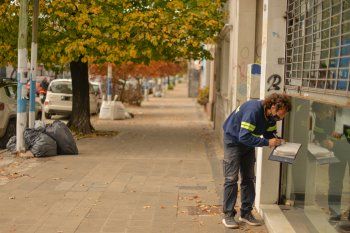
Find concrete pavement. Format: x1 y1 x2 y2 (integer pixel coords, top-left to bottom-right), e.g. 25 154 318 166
0 82 267 233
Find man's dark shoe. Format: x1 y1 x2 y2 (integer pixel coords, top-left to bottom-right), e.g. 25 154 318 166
329 214 341 223
222 215 239 229
239 212 261 226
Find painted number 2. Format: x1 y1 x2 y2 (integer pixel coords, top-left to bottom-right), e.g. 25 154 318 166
267 74 281 92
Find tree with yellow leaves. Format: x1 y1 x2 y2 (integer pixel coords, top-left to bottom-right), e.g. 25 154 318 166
0 0 226 134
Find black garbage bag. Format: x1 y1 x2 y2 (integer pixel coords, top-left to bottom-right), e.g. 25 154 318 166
6 136 17 154
24 128 57 157
30 133 57 157
34 120 46 132
45 120 78 155
6 136 31 154
24 128 42 148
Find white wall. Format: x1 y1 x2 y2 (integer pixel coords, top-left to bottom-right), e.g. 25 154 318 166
231 0 257 109
256 0 287 210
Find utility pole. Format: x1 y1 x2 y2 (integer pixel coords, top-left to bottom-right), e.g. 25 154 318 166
16 0 29 152
107 64 112 101
29 0 39 128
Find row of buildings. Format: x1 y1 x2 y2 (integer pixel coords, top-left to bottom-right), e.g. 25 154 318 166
189 0 350 232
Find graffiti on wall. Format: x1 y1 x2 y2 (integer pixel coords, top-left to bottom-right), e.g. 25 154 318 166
267 74 282 92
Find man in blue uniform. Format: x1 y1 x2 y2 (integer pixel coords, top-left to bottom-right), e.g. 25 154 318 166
221 93 292 228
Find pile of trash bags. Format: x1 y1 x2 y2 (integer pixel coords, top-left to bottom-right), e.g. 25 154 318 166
6 120 78 157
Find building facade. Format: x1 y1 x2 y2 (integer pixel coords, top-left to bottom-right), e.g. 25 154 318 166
206 0 350 232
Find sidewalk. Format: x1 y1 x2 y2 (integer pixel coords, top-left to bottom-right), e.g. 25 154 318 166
0 82 267 233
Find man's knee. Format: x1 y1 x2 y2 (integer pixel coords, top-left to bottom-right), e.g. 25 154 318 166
241 175 255 185
225 175 238 185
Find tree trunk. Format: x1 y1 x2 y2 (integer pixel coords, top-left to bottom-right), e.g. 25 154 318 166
67 57 94 134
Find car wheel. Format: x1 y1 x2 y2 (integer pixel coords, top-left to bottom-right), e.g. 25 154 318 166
45 113 51 119
0 119 16 149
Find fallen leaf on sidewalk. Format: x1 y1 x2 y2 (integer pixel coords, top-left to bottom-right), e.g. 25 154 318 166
9 196 15 200
160 206 165 209
143 205 151 209
52 177 63 180
74 131 118 140
186 205 222 216
9 162 19 168
5 172 30 180
19 151 34 159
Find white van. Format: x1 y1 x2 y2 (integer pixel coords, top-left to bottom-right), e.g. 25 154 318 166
44 79 100 119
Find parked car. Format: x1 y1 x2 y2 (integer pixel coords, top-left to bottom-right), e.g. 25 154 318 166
0 80 42 149
90 81 103 111
44 79 100 119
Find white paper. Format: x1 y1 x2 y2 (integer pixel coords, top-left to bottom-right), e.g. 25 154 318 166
307 143 335 159
273 142 301 158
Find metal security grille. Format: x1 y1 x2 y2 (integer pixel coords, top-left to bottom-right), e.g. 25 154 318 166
285 0 350 96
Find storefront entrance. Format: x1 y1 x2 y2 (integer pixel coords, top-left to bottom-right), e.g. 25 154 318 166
280 97 350 232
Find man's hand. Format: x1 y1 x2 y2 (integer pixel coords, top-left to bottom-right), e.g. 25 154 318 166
332 132 342 139
322 139 334 149
269 138 283 147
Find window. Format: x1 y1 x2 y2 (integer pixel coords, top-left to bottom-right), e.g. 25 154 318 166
285 0 350 96
49 82 72 94
4 85 17 99
281 97 350 232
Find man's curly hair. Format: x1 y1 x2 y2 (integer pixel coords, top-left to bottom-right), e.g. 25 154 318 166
263 93 292 112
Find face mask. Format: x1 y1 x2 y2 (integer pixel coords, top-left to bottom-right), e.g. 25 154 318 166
268 114 281 123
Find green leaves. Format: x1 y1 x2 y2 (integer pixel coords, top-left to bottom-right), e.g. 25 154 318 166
0 0 226 68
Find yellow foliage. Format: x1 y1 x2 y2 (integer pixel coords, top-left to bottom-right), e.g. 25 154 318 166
130 48 137 58
0 0 225 67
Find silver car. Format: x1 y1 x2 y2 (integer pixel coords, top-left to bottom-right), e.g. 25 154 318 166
0 81 42 148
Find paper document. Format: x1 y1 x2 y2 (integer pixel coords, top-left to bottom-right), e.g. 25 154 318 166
307 143 333 157
269 142 302 164
273 142 302 157
307 143 339 164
